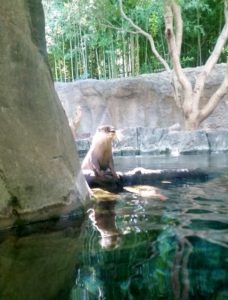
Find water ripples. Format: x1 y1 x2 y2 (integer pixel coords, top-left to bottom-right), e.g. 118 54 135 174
74 163 228 299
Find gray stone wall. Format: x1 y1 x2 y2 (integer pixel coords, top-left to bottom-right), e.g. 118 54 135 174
76 128 228 156
55 64 228 138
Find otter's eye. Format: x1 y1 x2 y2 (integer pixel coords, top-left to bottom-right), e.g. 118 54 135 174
109 127 115 133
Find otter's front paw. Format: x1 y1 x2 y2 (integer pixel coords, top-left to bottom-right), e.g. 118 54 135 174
96 170 105 177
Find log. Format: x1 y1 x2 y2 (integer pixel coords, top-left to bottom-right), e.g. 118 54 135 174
83 167 211 193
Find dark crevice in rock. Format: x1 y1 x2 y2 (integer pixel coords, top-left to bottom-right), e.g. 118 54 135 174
26 0 47 58
205 131 212 152
25 0 52 77
8 196 21 209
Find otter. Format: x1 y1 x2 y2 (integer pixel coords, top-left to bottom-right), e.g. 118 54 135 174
82 125 118 178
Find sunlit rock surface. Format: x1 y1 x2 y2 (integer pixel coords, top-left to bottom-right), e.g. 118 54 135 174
0 0 89 227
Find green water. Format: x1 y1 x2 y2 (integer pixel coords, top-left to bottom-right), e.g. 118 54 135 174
0 153 228 300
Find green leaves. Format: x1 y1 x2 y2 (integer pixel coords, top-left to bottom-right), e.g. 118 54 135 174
42 0 227 81
149 13 159 37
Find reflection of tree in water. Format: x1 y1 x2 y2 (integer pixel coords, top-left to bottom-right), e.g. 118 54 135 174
171 235 193 300
170 174 228 300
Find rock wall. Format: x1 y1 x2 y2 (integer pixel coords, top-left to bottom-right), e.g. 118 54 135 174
76 127 228 157
55 64 228 138
0 0 89 227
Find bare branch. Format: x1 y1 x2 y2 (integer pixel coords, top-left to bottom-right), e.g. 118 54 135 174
193 2 228 110
164 0 192 103
118 0 170 71
225 0 228 23
200 62 228 122
170 0 183 57
100 21 139 35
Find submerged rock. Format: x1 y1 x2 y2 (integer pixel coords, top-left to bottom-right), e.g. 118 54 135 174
123 185 168 201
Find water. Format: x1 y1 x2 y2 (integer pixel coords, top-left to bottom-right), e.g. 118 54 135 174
0 153 228 300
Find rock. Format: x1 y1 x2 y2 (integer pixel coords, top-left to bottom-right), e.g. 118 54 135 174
123 185 168 201
91 188 120 202
0 0 89 227
76 138 91 156
0 216 84 300
207 129 228 152
55 64 228 138
159 130 210 154
168 123 181 131
77 127 228 157
113 128 138 155
138 127 169 154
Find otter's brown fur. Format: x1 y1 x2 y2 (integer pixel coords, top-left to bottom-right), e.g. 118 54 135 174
81 125 117 178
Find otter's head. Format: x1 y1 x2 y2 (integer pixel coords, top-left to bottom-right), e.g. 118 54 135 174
97 125 116 140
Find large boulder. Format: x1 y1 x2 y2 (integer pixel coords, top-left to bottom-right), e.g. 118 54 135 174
0 0 89 227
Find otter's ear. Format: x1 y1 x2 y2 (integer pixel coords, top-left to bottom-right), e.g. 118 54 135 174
97 125 108 132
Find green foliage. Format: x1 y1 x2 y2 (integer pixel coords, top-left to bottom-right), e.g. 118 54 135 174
149 13 159 37
181 0 225 65
42 0 227 81
181 56 194 67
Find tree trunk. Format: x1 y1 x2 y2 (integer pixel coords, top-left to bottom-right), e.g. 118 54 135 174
54 53 58 81
69 36 74 81
164 0 228 130
122 31 126 76
136 34 140 75
95 48 101 79
103 47 107 79
74 24 79 79
62 33 67 82
184 110 201 130
58 60 63 81
130 34 135 76
197 8 202 65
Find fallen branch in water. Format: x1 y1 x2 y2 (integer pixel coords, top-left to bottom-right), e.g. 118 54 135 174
83 167 210 194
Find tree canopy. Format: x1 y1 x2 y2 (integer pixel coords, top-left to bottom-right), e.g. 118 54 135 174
42 0 227 82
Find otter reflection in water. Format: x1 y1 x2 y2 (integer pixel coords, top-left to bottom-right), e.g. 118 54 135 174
88 192 121 249
82 125 118 178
